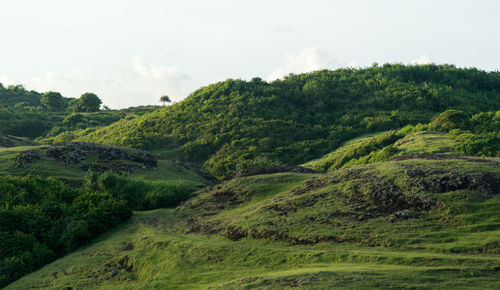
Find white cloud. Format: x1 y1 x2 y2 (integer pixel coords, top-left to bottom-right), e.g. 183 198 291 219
267 47 339 81
411 55 433 65
4 58 199 109
0 74 12 87
132 57 191 82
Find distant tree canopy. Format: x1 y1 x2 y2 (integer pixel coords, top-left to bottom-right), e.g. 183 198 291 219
160 95 171 106
0 84 158 139
68 93 102 113
41 91 66 111
0 83 42 106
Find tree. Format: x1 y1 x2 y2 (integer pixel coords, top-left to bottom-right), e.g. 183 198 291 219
160 95 171 106
79 93 102 112
67 93 102 113
41 92 66 111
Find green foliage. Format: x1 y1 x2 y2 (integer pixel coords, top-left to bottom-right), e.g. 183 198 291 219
0 83 158 139
67 64 500 178
9 151 500 289
0 84 41 107
452 131 500 157
160 95 171 106
0 175 131 287
40 92 66 111
440 110 500 157
430 109 470 131
67 92 102 113
85 171 193 210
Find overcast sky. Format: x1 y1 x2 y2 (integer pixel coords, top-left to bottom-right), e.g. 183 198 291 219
1 0 499 108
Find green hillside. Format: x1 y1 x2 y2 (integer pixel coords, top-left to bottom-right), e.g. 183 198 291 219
8 132 500 289
57 64 500 178
2 64 500 288
0 143 207 186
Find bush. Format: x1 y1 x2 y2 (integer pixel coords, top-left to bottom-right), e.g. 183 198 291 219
0 175 131 288
430 110 470 132
86 171 193 210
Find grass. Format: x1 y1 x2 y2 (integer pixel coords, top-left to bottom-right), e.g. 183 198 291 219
6 132 500 289
303 131 387 171
8 207 500 289
0 145 206 186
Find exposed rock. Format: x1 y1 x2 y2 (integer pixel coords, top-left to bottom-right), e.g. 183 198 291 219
118 255 133 272
9 150 42 167
45 142 158 171
111 269 118 277
290 177 334 196
403 165 500 197
390 210 419 223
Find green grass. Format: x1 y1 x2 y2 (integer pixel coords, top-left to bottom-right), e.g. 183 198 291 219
304 131 463 172
303 131 387 171
0 145 206 186
7 131 500 289
394 131 458 155
8 206 500 289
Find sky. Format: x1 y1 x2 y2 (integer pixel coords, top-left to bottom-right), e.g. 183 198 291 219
1 0 499 108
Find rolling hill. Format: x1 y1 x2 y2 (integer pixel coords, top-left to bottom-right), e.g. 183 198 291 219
8 131 500 289
1 64 500 288
55 64 500 178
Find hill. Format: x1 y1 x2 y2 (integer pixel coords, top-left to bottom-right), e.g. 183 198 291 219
8 131 500 289
0 142 207 186
0 141 208 287
57 64 500 178
2 64 500 288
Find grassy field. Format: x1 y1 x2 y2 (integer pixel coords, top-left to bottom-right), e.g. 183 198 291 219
7 132 500 289
8 205 499 289
0 144 206 186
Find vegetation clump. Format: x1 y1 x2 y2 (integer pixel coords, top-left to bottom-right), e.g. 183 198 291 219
0 175 131 287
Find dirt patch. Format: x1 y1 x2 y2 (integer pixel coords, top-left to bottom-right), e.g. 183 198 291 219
290 176 334 196
403 165 500 197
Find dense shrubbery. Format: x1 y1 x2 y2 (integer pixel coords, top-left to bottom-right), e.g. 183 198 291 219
0 175 131 287
85 171 193 210
448 110 500 157
0 170 196 287
66 64 500 177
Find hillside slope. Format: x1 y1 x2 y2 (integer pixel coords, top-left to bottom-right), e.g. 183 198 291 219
57 64 500 178
0 142 207 186
9 132 500 289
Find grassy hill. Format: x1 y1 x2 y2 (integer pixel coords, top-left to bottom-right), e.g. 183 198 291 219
8 132 500 289
2 65 500 288
53 64 500 178
0 143 207 186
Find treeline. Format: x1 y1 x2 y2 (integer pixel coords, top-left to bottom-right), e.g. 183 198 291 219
0 171 196 287
0 83 158 139
64 64 500 178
